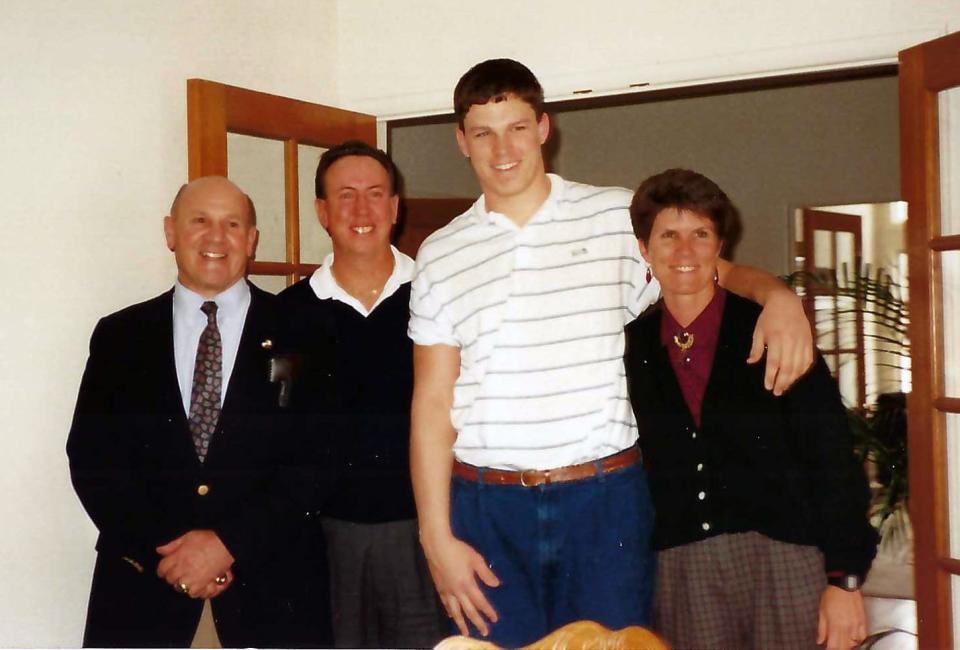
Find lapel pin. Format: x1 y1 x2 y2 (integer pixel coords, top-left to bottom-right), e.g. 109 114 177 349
261 339 273 350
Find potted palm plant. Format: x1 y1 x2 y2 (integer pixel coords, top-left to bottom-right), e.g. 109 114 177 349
784 264 910 558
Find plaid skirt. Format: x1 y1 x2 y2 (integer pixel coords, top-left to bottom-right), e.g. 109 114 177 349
654 531 825 649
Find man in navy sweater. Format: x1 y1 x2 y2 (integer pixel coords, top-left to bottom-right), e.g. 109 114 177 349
278 141 447 648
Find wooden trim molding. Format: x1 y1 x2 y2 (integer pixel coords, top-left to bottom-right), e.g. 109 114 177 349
934 397 960 413
939 557 960 576
187 81 228 178
386 62 898 130
283 139 301 286
248 261 319 277
188 79 378 178
931 235 960 252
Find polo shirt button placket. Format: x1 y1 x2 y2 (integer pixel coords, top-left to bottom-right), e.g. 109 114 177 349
515 241 530 268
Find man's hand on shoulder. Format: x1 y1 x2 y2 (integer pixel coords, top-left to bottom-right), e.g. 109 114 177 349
156 529 235 599
422 530 500 638
748 287 813 395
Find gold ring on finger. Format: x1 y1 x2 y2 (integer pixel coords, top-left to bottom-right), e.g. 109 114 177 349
176 582 189 594
215 575 227 585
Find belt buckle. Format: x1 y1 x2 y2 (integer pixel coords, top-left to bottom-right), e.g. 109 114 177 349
520 469 544 487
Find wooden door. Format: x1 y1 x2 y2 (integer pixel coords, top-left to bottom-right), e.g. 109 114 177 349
800 209 867 408
899 30 960 649
187 79 377 288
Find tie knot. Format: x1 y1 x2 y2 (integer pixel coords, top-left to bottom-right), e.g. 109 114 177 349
201 301 218 319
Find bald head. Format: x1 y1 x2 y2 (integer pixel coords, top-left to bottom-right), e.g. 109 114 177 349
163 175 259 297
170 176 256 225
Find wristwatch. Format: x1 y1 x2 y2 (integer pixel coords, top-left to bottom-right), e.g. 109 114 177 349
827 573 862 592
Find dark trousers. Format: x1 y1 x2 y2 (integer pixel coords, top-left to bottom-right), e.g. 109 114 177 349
322 517 447 648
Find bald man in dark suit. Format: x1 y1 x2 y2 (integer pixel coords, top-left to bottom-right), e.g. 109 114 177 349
67 177 331 648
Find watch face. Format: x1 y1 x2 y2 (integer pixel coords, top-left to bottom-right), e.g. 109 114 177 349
828 573 861 592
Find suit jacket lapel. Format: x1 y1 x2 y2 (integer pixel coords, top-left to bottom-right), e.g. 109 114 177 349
219 283 271 427
154 290 191 429
151 290 199 462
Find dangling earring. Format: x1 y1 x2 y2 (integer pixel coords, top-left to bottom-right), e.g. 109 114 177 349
645 266 652 283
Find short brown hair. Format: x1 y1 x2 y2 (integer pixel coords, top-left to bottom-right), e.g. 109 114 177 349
315 140 398 200
629 169 737 244
453 59 545 129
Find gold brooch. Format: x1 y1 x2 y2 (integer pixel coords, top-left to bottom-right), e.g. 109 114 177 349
673 331 695 353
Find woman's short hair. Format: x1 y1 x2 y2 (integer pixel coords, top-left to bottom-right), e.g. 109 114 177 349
629 168 738 244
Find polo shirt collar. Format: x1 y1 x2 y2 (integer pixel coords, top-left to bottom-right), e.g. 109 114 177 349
308 245 414 316
470 173 565 228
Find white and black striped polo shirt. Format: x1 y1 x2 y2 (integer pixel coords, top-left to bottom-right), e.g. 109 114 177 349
409 174 660 470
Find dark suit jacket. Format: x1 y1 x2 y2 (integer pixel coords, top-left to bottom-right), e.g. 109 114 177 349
625 292 876 580
67 283 331 648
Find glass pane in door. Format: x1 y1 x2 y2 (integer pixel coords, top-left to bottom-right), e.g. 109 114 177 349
945 251 960 559
941 88 960 235
227 134 285 263
944 250 960 397
298 144 332 267
836 231 856 286
250 274 288 295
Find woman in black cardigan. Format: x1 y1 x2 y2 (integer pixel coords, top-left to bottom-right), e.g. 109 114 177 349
624 169 876 650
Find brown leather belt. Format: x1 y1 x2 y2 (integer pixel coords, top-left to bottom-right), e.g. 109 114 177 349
452 446 640 488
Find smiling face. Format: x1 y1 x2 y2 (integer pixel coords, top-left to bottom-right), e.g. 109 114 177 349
640 207 723 306
316 155 399 259
163 176 257 297
455 94 551 221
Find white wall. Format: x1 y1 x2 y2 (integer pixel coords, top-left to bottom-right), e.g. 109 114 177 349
336 0 960 117
0 1 339 645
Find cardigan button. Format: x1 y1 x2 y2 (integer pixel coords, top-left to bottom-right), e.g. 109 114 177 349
698 491 706 500
696 463 704 472
197 484 210 496
702 522 711 531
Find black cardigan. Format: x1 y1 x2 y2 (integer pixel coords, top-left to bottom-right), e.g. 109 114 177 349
625 292 876 580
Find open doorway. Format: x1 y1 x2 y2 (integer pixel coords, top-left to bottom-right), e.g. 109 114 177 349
791 202 910 409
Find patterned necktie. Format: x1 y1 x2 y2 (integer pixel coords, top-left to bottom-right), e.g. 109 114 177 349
188 301 222 462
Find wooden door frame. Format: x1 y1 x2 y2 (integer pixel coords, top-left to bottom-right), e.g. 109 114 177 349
186 79 377 283
900 30 960 650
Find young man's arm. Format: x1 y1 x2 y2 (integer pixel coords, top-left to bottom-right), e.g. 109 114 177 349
411 343 500 638
717 259 813 395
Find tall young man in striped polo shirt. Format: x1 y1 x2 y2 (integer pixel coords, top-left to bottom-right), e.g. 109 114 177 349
408 58 813 647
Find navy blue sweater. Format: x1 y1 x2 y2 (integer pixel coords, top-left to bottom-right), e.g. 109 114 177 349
278 278 416 523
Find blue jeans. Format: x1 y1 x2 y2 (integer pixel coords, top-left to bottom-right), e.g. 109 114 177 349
450 460 655 647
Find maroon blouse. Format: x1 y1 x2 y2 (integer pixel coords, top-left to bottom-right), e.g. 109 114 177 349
659 288 727 426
